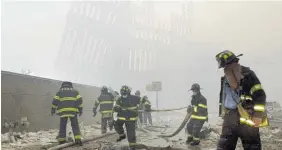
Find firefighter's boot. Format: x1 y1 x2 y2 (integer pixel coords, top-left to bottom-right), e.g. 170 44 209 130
116 134 126 142
190 140 200 146
186 136 193 144
75 139 83 146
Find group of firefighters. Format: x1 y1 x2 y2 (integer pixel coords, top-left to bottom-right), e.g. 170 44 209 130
51 50 269 150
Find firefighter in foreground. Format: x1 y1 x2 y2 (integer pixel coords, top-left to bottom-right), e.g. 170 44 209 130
93 86 115 134
135 90 143 124
186 83 208 146
113 85 140 150
51 81 83 146
216 50 269 150
141 95 153 125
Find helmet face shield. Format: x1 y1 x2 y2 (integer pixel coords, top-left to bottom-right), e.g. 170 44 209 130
216 56 224 68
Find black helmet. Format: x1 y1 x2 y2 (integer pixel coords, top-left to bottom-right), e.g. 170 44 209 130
190 83 201 92
61 81 73 88
101 86 108 93
135 90 141 96
120 85 130 96
215 50 243 68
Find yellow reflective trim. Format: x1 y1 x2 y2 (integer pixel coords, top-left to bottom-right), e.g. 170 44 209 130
58 138 65 141
254 105 265 112
198 104 207 108
52 104 57 108
60 97 77 101
100 101 114 104
54 96 60 100
240 95 252 101
194 106 198 112
101 110 113 113
76 95 81 99
191 115 207 120
250 84 263 95
79 104 83 108
117 117 137 121
61 114 75 117
193 137 200 140
115 104 121 107
127 107 137 110
74 135 81 139
129 142 136 146
58 107 79 113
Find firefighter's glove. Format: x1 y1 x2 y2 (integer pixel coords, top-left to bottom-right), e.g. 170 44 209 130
187 105 193 113
51 108 56 116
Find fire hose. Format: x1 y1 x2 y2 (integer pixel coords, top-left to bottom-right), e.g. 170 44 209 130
158 112 192 138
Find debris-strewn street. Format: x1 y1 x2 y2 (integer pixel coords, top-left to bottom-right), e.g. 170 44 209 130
2 111 282 150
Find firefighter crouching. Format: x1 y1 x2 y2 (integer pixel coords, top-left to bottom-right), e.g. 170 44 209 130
51 81 83 146
113 85 140 150
186 83 208 146
216 50 269 150
93 86 115 134
141 96 153 125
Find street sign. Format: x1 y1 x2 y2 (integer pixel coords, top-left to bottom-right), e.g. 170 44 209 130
146 81 162 91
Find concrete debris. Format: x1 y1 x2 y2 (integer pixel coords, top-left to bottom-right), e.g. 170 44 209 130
2 115 282 150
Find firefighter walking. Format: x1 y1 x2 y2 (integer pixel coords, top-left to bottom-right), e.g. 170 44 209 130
93 86 115 134
216 50 269 150
135 90 143 124
113 85 141 150
141 96 153 125
51 81 83 146
186 83 208 146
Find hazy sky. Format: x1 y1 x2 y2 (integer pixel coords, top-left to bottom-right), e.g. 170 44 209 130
1 0 282 109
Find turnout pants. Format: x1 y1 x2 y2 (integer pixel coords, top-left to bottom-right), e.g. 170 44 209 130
58 115 81 142
217 109 261 150
101 117 114 134
114 119 136 149
186 118 205 141
143 111 152 125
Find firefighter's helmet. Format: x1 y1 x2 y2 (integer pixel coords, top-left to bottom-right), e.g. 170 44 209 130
120 85 131 96
190 83 201 92
135 90 141 96
61 81 73 88
215 50 243 68
101 86 108 93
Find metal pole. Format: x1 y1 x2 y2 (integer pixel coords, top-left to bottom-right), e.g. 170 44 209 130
156 91 159 109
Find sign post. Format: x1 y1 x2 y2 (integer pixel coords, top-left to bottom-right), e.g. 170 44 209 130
146 81 162 123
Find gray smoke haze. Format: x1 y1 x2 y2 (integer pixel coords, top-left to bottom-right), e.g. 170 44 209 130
2 1 282 113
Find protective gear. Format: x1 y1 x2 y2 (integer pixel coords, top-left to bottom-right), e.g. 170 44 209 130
93 90 115 134
135 90 141 96
122 95 128 98
75 139 83 146
101 86 108 94
120 85 131 96
78 111 82 117
58 115 81 145
187 105 193 113
115 91 119 96
192 91 198 96
217 63 268 149
52 85 83 118
186 119 205 145
52 84 83 144
215 50 243 69
190 83 201 92
113 89 140 149
141 96 152 125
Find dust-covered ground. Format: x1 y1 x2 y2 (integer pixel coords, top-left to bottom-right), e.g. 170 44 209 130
2 111 282 150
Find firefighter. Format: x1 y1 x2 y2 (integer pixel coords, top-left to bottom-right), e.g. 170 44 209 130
141 96 153 125
186 83 208 146
113 85 140 150
135 90 143 124
93 86 115 134
216 50 269 150
51 81 83 146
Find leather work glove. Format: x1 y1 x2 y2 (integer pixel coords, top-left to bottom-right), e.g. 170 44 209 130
51 108 56 116
252 117 262 127
187 105 193 113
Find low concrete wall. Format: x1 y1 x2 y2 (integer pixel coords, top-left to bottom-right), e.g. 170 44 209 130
1 71 101 133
